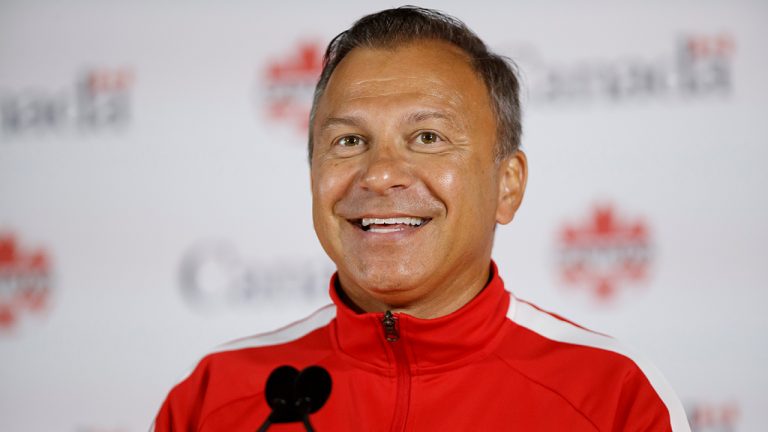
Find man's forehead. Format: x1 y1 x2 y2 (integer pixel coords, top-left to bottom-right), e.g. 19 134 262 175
317 40 488 117
333 76 468 106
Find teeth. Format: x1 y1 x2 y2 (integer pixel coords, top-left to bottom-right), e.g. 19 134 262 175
368 226 402 234
361 217 424 227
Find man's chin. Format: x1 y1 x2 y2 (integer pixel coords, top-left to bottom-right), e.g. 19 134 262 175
339 264 430 309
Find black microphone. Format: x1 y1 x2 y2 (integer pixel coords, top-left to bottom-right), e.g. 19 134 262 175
263 365 300 424
257 365 332 432
295 366 332 431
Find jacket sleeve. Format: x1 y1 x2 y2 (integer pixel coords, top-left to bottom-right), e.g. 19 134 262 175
610 366 677 432
153 360 211 432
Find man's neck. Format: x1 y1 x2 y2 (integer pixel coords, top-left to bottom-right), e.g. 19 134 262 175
335 263 492 319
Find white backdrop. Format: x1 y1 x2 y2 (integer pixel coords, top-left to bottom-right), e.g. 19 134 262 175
1 1 766 431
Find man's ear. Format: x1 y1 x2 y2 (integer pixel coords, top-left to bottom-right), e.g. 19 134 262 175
496 150 528 225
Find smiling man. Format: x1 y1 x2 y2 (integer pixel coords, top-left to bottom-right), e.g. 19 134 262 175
154 7 690 431
310 36 521 320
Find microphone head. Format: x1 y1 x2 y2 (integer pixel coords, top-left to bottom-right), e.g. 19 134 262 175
265 365 299 412
295 365 332 414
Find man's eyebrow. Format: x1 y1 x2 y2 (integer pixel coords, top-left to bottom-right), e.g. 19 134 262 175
404 110 454 124
320 111 455 130
320 115 365 130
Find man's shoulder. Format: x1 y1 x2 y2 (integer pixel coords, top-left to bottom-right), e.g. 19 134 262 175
185 303 336 384
497 295 689 431
155 304 337 428
206 303 335 361
501 296 635 370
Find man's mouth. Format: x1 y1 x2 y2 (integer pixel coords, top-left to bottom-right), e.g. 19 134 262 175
350 217 431 233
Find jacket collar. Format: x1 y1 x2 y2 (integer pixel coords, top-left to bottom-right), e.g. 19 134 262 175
328 261 510 372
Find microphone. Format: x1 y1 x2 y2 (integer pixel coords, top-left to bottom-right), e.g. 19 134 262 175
264 365 300 424
295 366 332 431
257 365 332 432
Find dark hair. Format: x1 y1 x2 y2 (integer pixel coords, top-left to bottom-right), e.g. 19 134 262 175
308 6 522 162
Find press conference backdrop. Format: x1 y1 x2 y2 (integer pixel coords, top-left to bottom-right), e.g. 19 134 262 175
1 0 765 431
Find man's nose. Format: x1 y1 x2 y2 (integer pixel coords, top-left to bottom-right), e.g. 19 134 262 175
358 145 413 194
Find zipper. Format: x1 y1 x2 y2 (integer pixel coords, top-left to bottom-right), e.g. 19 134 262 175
382 310 399 341
382 311 411 432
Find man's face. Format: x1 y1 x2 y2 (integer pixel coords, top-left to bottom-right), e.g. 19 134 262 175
310 40 524 314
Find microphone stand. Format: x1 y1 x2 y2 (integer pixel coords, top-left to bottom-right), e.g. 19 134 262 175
298 397 316 432
256 419 272 432
255 406 314 432
301 415 315 432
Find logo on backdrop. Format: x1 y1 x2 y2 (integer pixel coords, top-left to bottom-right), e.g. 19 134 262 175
510 34 733 104
556 204 652 302
0 68 133 137
685 400 740 432
0 232 53 330
257 40 324 136
179 240 333 310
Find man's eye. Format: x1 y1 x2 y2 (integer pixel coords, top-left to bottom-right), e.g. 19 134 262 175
337 136 362 147
417 131 440 144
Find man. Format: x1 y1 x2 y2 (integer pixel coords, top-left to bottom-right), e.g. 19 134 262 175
154 7 690 431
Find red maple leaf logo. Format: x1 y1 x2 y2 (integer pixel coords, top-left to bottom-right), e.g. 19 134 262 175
557 205 651 301
87 68 133 92
687 401 740 430
262 41 324 133
686 34 735 59
0 233 52 330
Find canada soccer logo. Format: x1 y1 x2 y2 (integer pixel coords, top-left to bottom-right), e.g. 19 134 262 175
685 400 740 432
556 205 652 302
259 41 324 134
0 232 53 331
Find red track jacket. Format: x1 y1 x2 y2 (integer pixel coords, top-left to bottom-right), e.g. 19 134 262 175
154 263 690 431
